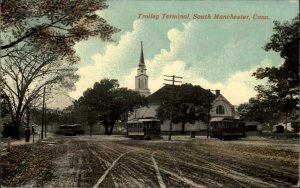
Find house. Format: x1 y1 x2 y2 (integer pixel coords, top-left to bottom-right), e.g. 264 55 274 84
273 121 299 133
210 90 239 119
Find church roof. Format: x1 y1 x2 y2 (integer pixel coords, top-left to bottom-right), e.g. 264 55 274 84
135 74 148 78
147 84 217 104
139 41 145 67
146 85 170 103
212 94 233 107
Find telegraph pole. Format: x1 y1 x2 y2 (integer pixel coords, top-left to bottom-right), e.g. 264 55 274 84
41 87 45 139
207 89 219 139
45 103 47 138
26 103 30 128
164 75 182 141
207 89 211 138
0 48 2 188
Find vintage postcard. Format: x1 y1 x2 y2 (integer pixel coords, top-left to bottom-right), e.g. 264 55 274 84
0 0 299 187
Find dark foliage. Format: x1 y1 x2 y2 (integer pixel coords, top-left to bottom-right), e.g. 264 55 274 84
75 79 148 135
156 84 215 134
240 16 299 124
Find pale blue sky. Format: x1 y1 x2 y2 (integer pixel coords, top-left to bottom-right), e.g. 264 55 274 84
70 0 298 105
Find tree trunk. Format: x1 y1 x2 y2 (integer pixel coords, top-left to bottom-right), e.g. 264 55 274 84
89 124 93 136
103 117 109 135
6 98 21 139
109 120 116 135
89 116 93 136
260 108 264 134
12 119 21 139
12 98 26 139
104 125 109 135
181 120 186 135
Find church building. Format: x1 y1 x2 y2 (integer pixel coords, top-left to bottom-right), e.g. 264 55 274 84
131 42 239 131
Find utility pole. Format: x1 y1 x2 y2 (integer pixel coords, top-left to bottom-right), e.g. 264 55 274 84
207 89 219 139
207 89 211 138
0 66 2 188
25 103 31 143
45 103 47 138
164 75 182 141
26 105 30 128
41 87 45 140
285 110 288 138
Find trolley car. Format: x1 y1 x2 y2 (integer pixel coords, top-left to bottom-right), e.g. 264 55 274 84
211 118 246 140
59 124 84 136
126 118 161 139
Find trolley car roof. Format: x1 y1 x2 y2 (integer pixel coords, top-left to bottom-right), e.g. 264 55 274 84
127 118 160 123
59 124 82 127
210 117 243 122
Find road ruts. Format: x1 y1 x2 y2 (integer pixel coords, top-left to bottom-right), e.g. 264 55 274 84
118 140 298 187
94 142 160 187
38 136 297 188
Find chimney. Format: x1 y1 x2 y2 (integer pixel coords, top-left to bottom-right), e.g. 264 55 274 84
216 89 220 96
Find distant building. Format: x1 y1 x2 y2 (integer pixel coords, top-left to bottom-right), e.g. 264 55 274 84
273 121 299 133
135 42 150 97
245 121 260 131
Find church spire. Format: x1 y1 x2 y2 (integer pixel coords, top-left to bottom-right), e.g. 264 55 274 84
135 41 150 97
139 41 145 67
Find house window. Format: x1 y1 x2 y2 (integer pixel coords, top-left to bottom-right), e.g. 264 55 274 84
216 105 225 114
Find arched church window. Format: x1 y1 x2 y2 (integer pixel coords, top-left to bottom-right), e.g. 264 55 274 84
138 79 141 88
141 78 144 89
216 105 225 114
145 79 147 89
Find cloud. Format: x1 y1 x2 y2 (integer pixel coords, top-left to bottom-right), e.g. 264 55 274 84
70 20 278 106
121 21 271 105
289 0 298 4
70 20 144 98
148 58 269 105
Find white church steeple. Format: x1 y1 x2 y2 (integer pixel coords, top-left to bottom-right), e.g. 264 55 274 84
135 41 150 97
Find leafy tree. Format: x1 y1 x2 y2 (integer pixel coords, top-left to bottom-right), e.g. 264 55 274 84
237 97 274 124
1 47 78 139
156 84 213 134
1 0 119 57
252 15 299 120
1 80 12 137
1 92 10 119
1 0 119 138
77 79 147 135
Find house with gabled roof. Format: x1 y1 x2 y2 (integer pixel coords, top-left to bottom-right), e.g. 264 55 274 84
210 90 239 119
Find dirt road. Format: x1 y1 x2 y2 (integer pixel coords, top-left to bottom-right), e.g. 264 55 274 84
1 135 298 187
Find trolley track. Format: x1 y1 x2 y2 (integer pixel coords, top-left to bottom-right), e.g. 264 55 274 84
118 140 298 187
87 139 298 187
93 141 202 187
7 136 297 188
96 143 161 187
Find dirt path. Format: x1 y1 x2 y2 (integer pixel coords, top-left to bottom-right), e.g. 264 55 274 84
2 135 298 187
